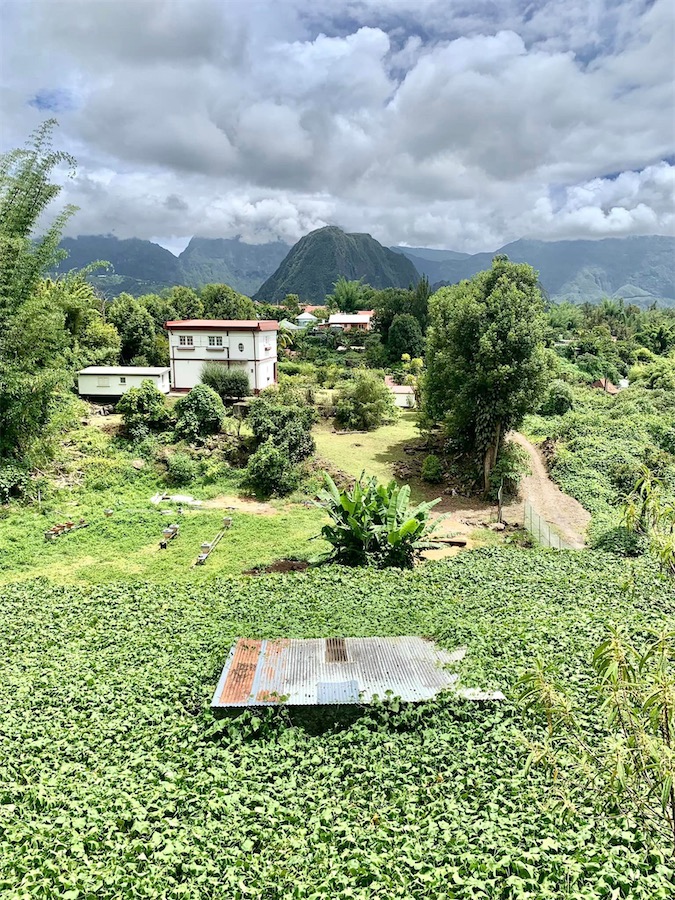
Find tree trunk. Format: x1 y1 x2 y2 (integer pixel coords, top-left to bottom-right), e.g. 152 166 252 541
483 421 502 493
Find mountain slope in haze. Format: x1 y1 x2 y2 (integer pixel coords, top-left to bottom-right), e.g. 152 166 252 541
178 237 288 296
254 226 420 302
54 235 289 297
394 236 675 307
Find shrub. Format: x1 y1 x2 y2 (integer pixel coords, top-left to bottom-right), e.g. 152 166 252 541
245 441 299 496
166 453 198 486
592 526 648 557
315 473 440 568
0 464 30 504
421 454 443 483
116 380 171 441
248 388 316 462
174 385 225 442
334 370 397 431
201 363 250 401
488 441 530 499
540 379 574 416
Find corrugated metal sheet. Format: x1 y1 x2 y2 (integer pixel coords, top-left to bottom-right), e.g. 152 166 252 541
211 636 497 710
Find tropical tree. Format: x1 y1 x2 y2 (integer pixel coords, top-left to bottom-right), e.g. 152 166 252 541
335 370 397 431
325 276 371 313
0 118 76 322
107 293 156 363
426 256 548 491
200 283 255 320
387 313 425 361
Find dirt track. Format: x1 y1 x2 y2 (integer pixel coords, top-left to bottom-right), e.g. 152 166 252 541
511 432 590 549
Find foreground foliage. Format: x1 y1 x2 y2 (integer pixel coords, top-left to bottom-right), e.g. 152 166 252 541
1 550 673 898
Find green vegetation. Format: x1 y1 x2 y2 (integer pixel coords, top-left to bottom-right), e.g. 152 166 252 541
388 312 425 361
421 453 443 483
426 256 548 491
200 362 250 401
174 385 226 442
316 473 440 567
1 552 673 897
116 380 172 440
335 370 397 431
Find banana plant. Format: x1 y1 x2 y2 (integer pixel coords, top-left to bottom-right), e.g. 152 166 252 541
313 472 441 567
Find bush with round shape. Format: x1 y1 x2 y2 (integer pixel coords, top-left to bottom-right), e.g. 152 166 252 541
201 363 250 401
334 370 397 431
540 379 575 416
245 441 299 497
421 454 443 483
174 384 225 442
115 380 171 441
166 453 198 486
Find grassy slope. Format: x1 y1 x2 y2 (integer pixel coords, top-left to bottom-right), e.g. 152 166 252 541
1 553 673 898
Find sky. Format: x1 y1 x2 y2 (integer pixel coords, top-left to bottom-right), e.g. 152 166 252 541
1 0 674 253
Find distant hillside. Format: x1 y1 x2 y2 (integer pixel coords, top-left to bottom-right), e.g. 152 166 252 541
54 234 288 297
254 226 420 303
394 236 675 307
178 237 288 296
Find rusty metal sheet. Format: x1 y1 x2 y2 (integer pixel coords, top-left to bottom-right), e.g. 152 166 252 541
211 636 486 710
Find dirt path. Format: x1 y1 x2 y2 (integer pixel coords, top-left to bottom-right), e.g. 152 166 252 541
511 432 590 549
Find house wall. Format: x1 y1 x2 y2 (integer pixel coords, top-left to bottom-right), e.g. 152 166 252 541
392 391 416 409
77 371 170 397
168 328 277 392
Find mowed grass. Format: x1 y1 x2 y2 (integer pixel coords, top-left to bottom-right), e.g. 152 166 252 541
313 410 432 494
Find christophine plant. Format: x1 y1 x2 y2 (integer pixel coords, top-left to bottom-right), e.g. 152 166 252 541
313 472 441 568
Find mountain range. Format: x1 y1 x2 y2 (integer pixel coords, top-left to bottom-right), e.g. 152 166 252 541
55 231 675 308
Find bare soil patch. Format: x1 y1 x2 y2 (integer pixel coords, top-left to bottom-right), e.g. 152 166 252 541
202 495 278 515
244 559 310 575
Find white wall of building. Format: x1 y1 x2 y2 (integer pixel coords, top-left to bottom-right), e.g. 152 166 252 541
77 369 170 397
167 327 277 392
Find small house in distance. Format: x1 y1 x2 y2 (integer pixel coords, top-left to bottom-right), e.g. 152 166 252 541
326 311 374 331
165 319 278 393
385 375 416 409
77 366 170 398
296 311 318 327
591 378 619 395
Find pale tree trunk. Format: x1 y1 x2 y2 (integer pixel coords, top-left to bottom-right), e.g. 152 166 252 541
483 421 501 493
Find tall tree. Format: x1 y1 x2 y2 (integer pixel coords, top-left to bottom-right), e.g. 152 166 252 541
388 313 425 361
200 283 255 320
426 256 548 491
0 119 76 322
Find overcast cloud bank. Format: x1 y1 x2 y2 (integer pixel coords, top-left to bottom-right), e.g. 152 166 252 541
1 0 673 252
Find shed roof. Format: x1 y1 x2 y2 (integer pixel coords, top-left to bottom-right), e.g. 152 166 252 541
211 636 502 709
165 319 279 331
328 313 373 325
78 366 170 375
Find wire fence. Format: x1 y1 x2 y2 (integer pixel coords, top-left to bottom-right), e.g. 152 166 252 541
524 500 576 550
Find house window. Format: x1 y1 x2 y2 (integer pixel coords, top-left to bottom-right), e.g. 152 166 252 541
208 335 223 347
97 376 110 388
179 335 193 347
119 376 126 384
238 342 244 352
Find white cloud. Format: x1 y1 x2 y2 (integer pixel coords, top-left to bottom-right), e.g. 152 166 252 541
0 0 672 252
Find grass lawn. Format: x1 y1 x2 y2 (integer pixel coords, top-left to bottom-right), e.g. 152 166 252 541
313 410 436 499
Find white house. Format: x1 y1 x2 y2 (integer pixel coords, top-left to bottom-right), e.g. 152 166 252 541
384 376 416 409
165 319 278 393
77 366 170 398
326 311 374 331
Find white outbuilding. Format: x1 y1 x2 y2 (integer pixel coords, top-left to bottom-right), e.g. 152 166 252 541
77 366 171 398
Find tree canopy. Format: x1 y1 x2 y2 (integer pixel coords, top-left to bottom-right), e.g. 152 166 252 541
426 256 548 490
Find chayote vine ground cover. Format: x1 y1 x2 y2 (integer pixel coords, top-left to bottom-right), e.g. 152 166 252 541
1 549 674 899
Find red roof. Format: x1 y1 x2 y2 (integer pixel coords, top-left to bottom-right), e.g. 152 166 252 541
165 319 279 331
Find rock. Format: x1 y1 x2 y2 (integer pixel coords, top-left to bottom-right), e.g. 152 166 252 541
490 522 506 531
131 459 145 470
80 418 89 425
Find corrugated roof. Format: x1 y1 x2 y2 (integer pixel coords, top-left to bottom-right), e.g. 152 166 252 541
78 366 170 375
211 636 502 709
165 319 279 331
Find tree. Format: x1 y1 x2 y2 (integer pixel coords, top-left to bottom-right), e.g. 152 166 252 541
248 386 316 461
174 384 225 442
107 293 156 363
200 283 256 320
0 119 76 323
325 277 372 313
426 256 548 491
166 285 204 320
387 313 425 361
335 370 397 431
